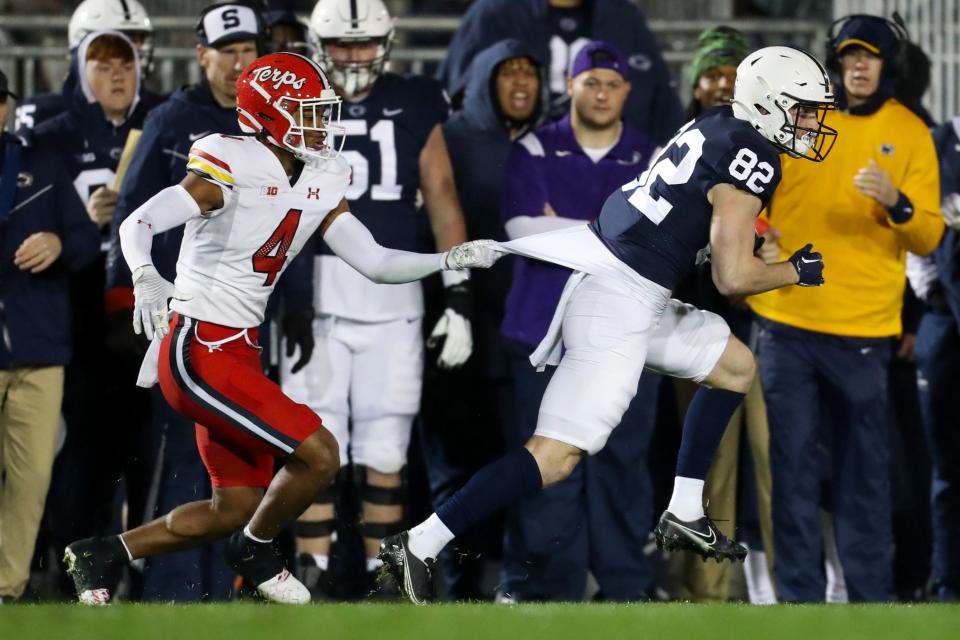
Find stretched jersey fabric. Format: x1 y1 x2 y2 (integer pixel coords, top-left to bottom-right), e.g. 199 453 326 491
315 73 449 321
748 98 943 338
173 134 350 328
590 105 782 291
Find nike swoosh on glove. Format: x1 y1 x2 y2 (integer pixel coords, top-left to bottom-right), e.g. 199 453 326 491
427 308 473 369
132 265 192 340
442 240 505 270
788 243 825 287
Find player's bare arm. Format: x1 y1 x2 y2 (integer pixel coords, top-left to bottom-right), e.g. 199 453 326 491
419 124 468 250
708 182 801 296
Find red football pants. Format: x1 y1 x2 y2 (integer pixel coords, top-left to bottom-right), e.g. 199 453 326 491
158 314 322 488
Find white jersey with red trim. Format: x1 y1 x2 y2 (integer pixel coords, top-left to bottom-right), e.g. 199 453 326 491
172 133 350 328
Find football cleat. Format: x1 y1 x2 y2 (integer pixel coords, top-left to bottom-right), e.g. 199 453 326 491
225 531 309 604
294 553 332 601
377 532 435 605
653 510 747 563
64 537 128 605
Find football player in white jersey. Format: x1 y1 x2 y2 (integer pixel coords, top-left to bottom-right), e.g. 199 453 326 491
62 52 503 606
282 0 475 595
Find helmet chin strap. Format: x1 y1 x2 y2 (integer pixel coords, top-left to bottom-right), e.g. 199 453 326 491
332 66 374 99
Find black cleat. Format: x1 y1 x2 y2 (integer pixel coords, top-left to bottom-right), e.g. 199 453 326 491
377 532 435 605
64 537 129 605
294 553 332 601
225 531 309 604
653 510 747 563
366 566 402 600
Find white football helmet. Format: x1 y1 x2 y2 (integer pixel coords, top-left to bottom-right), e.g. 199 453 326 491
732 46 838 162
308 0 395 98
69 0 153 74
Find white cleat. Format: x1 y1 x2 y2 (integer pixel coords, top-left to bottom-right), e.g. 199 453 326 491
256 568 310 604
78 588 112 606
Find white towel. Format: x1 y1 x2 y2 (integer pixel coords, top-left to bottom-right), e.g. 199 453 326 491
497 224 669 372
136 337 162 388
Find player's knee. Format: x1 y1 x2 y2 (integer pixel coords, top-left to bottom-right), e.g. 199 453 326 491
708 337 755 393
526 436 582 487
295 427 341 485
356 446 405 475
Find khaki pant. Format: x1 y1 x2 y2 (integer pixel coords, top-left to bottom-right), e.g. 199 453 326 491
670 372 775 601
0 366 64 598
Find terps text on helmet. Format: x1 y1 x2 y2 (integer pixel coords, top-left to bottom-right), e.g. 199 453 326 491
251 66 307 91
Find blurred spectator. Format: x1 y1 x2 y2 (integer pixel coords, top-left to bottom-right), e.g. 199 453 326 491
669 25 777 604
0 70 100 602
27 30 163 599
497 41 660 601
910 118 960 601
283 0 469 599
102 1 266 601
265 6 310 56
436 0 683 145
420 38 545 599
747 15 944 602
14 0 157 135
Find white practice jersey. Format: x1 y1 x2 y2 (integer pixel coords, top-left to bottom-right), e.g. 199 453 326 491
171 134 350 328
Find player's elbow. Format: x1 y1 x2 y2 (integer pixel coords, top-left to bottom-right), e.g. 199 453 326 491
711 269 741 297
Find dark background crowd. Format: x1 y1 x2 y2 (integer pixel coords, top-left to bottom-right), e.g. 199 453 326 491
0 0 958 606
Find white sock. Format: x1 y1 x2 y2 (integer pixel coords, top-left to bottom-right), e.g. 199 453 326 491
117 534 134 562
407 513 454 562
667 476 705 521
366 557 383 573
243 524 272 544
311 554 329 571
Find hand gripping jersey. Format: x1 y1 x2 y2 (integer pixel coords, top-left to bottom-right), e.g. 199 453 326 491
174 134 350 328
590 105 782 291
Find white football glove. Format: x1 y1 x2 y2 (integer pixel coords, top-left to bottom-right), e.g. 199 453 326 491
132 265 192 341
442 239 506 270
943 193 960 230
427 308 473 369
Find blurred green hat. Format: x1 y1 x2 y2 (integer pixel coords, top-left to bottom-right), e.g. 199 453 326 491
690 26 751 86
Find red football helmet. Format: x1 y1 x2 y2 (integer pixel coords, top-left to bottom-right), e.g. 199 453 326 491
236 52 345 161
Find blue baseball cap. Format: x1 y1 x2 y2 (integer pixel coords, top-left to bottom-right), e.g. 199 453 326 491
834 15 899 60
569 41 629 80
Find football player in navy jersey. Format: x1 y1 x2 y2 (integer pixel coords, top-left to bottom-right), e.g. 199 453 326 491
380 46 839 604
280 0 472 596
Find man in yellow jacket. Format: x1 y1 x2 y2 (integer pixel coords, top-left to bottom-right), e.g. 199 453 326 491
748 15 944 602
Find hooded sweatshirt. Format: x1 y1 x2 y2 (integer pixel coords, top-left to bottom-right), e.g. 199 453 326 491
443 38 544 375
437 0 682 145
29 30 164 359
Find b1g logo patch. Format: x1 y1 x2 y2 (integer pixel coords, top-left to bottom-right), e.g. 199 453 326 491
880 143 896 156
260 185 280 197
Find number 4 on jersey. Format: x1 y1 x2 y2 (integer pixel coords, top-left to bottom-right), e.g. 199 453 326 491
253 208 302 286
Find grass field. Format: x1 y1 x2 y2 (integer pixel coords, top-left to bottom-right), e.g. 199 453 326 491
2 602 958 640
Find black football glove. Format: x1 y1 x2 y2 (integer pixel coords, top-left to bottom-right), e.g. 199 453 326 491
789 243 825 287
282 308 315 374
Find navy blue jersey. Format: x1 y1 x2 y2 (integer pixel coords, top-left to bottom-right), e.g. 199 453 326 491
318 73 449 255
590 106 782 291
15 89 166 137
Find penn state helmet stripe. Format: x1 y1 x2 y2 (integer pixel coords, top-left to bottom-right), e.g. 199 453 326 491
349 0 359 29
119 0 131 21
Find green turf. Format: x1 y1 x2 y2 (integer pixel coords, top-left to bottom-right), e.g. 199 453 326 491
2 602 959 640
